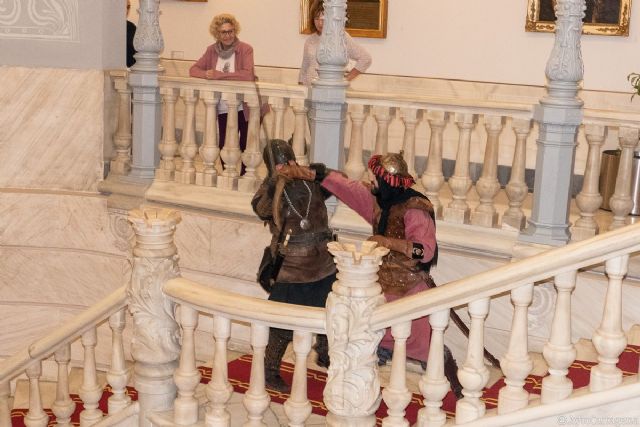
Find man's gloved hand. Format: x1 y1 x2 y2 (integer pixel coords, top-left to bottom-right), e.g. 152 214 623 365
276 162 316 181
367 235 424 260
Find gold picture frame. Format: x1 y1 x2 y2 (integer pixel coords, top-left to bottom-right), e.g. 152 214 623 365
300 0 388 39
525 0 631 36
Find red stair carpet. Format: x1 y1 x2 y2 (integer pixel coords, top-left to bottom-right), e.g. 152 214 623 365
11 345 639 426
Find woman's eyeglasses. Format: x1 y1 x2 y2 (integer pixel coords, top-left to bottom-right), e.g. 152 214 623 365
220 29 235 36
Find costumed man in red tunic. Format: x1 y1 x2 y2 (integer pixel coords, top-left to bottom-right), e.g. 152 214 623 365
277 152 463 398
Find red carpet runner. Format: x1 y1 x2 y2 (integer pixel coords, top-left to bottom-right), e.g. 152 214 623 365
11 345 639 426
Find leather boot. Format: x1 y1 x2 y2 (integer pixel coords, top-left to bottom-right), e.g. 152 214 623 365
264 328 292 393
444 345 463 399
315 334 330 368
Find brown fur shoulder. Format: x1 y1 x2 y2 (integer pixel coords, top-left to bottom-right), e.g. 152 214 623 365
404 196 435 218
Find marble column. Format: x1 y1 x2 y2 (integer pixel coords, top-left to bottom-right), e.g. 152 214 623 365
520 0 586 246
127 0 164 181
308 0 349 171
128 208 182 427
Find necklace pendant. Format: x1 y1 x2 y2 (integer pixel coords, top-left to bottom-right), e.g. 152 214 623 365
300 218 311 230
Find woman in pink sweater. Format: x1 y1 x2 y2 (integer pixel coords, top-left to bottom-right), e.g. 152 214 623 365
190 14 256 172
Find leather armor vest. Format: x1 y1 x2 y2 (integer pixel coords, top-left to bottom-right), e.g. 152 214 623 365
373 197 435 295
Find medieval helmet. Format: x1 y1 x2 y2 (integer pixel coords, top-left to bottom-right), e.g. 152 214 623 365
263 139 296 174
367 151 415 189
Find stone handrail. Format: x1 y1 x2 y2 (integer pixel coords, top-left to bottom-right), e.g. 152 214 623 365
163 278 325 333
0 286 128 384
371 221 640 330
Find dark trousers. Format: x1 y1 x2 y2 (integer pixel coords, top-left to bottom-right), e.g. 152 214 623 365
264 273 336 376
217 111 248 175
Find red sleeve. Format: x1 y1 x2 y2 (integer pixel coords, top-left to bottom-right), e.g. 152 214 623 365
321 171 376 224
404 209 436 263
189 45 212 79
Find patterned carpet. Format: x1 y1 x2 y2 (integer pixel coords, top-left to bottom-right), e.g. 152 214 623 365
11 345 640 426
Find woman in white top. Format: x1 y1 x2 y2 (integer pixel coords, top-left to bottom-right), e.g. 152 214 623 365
298 0 372 86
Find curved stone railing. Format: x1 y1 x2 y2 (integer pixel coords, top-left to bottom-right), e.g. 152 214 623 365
161 212 640 426
4 207 640 426
0 287 131 427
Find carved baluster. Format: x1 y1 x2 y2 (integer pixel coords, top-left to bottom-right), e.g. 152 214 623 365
175 88 198 185
243 324 270 427
107 309 130 414
239 94 263 193
382 321 412 427
79 327 103 426
344 104 368 180
218 94 242 190
416 309 450 427
572 125 607 240
291 100 309 166
269 97 288 140
590 255 629 392
156 87 179 181
206 316 233 425
284 331 313 427
456 298 490 424
174 305 201 425
400 108 420 179
110 75 133 175
51 344 75 427
421 111 449 219
324 241 388 426
608 127 639 230
541 271 577 404
0 381 10 427
128 208 182 425
502 119 532 230
24 362 48 427
472 116 505 228
444 113 478 224
373 106 392 155
498 283 534 414
196 90 220 187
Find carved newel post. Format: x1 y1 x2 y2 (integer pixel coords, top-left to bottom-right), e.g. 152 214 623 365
128 0 164 181
324 241 389 427
128 208 182 427
520 0 585 246
309 0 349 171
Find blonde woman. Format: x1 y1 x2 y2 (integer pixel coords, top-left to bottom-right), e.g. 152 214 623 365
190 14 255 170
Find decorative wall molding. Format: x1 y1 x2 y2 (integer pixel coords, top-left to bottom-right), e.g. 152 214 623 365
0 0 79 41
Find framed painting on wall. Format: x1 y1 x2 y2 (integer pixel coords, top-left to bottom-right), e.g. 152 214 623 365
525 0 631 36
300 0 388 38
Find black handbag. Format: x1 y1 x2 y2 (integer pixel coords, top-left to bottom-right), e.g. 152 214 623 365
257 227 289 293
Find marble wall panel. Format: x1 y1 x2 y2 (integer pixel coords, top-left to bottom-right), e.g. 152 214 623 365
0 67 104 192
0 247 128 306
0 192 129 255
173 210 271 282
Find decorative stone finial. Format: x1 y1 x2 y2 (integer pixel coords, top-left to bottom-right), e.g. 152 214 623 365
545 0 585 83
128 208 181 258
324 240 388 425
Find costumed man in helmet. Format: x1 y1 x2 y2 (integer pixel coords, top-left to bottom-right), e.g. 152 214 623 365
251 139 336 393
277 152 463 398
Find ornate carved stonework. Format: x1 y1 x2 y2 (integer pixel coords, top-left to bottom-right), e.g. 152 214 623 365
545 0 585 83
317 0 348 68
109 211 135 253
127 208 181 365
0 0 79 41
324 241 388 423
134 0 164 56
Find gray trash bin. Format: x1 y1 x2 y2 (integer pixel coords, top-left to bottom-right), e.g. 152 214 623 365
599 149 640 215
599 150 620 211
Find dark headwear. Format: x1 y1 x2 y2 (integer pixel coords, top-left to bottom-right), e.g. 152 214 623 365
263 139 296 176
